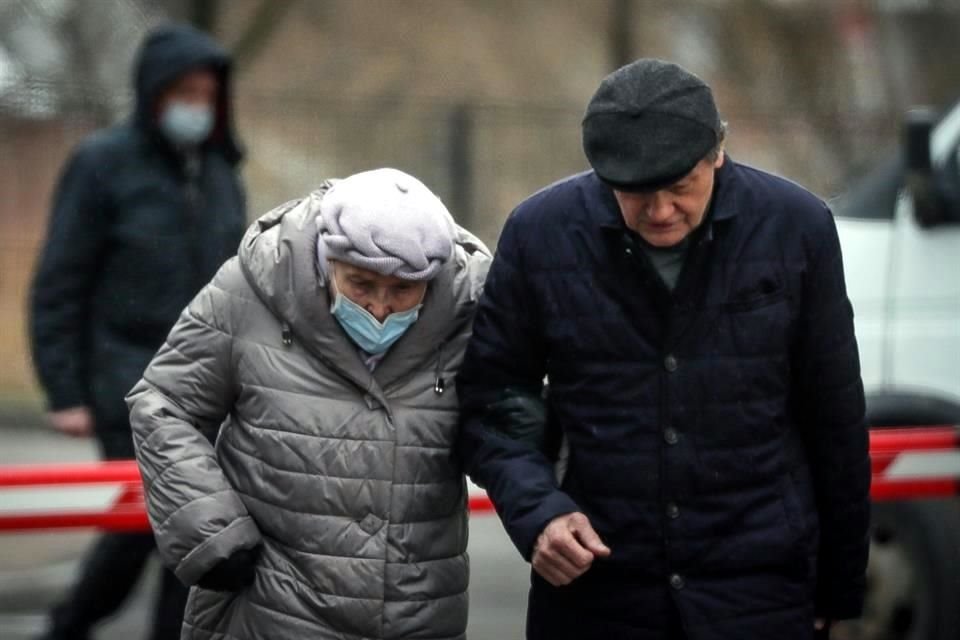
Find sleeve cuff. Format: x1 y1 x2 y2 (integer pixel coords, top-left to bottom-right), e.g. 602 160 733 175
46 387 90 412
508 490 582 561
815 579 866 620
175 516 262 585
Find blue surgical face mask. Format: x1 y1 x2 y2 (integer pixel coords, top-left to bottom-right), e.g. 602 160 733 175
159 101 214 146
331 292 421 355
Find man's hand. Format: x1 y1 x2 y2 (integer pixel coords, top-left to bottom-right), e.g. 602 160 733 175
814 618 832 639
48 406 95 438
532 512 611 586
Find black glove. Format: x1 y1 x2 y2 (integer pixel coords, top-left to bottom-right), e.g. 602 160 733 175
484 387 548 448
197 546 260 592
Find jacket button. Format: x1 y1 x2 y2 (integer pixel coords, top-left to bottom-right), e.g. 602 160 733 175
663 427 679 445
666 502 680 519
664 354 678 372
358 513 383 535
669 573 685 590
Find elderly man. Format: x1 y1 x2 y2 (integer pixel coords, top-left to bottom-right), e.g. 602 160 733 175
29 23 245 640
457 59 870 640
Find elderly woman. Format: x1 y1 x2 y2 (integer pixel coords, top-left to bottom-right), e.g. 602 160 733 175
126 168 491 640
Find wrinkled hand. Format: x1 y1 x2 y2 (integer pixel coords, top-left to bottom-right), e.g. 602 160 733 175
48 407 94 438
197 546 261 592
532 512 611 586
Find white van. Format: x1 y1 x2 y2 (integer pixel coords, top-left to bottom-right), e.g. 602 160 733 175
831 106 960 640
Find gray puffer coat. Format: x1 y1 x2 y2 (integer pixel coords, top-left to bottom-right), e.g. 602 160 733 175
127 185 491 640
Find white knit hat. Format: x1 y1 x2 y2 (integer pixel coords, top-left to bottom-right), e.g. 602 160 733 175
317 168 456 281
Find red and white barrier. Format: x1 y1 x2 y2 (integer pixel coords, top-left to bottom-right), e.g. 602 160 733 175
0 426 957 533
0 461 495 532
0 462 149 532
869 425 960 500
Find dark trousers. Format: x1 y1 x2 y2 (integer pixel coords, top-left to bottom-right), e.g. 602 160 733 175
44 429 189 640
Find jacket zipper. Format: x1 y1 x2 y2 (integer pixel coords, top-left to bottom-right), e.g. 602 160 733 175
278 321 396 421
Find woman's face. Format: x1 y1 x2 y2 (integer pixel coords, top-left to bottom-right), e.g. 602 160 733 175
330 261 428 323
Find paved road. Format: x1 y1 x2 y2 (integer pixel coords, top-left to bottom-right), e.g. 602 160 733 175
0 427 530 639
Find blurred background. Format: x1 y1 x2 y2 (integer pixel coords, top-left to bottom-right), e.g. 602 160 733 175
0 0 960 415
3 0 960 415
2 1 960 638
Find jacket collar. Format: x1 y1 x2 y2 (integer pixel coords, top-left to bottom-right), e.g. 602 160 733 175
710 156 740 222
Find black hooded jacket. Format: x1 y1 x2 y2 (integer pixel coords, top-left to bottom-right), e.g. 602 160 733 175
29 24 246 431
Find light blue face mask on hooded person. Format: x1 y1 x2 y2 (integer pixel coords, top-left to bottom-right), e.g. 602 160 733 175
160 101 214 146
331 292 422 355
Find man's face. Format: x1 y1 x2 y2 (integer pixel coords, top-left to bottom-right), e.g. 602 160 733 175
157 68 218 113
613 151 724 247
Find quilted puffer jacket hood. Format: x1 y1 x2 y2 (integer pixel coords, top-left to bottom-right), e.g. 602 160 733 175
239 183 490 396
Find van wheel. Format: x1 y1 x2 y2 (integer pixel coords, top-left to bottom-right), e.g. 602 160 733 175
833 499 960 640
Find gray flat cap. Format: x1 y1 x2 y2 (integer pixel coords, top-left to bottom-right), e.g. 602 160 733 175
582 58 722 191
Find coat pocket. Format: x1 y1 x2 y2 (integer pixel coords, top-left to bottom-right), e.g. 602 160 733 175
723 276 786 312
183 584 245 636
717 278 792 360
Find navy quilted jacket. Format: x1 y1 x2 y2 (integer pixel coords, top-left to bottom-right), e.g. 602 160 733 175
456 159 870 640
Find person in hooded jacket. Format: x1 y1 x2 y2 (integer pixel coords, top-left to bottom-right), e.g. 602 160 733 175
126 168 491 640
28 23 245 640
